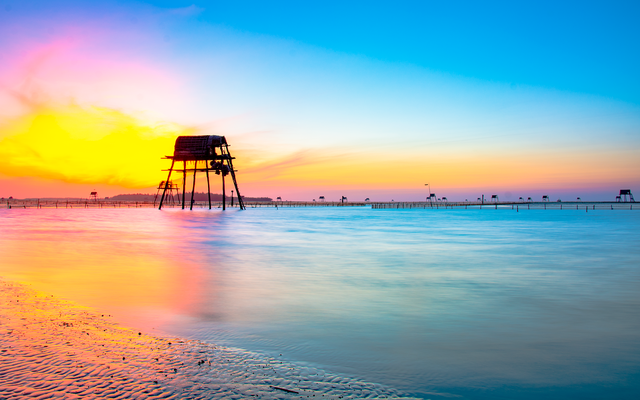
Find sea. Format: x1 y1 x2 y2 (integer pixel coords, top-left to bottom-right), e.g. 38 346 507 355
1 206 639 399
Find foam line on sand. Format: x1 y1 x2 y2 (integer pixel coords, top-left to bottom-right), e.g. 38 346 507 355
0 279 419 399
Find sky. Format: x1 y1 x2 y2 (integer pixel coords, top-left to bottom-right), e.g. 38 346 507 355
0 0 639 201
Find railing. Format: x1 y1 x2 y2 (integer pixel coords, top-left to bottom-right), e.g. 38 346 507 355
371 201 636 210
1 199 370 209
2 199 161 209
2 199 636 210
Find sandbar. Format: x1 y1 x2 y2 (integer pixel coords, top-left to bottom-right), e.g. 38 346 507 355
0 279 417 399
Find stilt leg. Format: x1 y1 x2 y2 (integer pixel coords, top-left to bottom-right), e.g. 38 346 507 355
159 160 175 210
190 160 197 210
225 144 245 210
222 173 226 211
182 161 187 209
206 162 211 210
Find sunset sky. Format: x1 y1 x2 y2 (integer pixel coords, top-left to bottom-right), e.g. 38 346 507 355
0 0 638 201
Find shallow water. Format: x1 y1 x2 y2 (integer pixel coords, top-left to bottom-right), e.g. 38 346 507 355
1 207 639 399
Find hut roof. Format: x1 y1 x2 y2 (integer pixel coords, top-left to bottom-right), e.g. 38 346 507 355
172 135 227 160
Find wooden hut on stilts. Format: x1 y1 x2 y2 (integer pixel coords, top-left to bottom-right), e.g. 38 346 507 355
158 135 245 210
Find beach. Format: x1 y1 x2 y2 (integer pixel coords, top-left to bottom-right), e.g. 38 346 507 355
0 279 417 399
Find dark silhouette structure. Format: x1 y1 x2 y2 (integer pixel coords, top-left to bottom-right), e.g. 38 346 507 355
158 135 245 210
617 189 635 202
90 191 98 201
154 180 179 207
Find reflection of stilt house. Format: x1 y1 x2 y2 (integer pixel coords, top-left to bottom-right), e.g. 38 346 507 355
617 189 635 202
154 180 179 207
158 135 245 210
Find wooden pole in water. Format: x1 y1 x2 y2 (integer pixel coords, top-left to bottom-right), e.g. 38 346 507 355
190 160 197 210
206 161 211 210
181 161 187 209
222 173 226 211
225 143 245 210
159 159 175 210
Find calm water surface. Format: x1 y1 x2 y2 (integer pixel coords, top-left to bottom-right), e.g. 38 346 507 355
1 207 639 399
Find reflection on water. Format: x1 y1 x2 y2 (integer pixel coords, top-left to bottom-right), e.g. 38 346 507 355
1 207 639 399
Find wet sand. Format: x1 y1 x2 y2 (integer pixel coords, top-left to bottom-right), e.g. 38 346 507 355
0 279 417 399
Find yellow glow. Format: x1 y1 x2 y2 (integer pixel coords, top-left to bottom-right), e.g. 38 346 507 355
0 104 189 188
1 103 638 197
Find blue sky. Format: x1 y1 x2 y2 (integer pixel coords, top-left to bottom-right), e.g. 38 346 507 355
142 0 640 103
3 0 639 102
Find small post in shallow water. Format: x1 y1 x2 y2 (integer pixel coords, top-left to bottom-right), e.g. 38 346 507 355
206 161 211 210
181 162 187 209
190 160 197 210
222 173 226 211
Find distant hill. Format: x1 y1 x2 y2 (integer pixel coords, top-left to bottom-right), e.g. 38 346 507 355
108 192 272 202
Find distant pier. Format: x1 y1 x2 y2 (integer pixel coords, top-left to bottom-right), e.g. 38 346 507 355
1 199 637 210
371 201 636 211
1 199 369 209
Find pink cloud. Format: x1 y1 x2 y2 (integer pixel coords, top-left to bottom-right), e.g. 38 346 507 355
0 20 186 120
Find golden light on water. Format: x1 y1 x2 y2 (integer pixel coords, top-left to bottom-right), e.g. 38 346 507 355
0 210 211 330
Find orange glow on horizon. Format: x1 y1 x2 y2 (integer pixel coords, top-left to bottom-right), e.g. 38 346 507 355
235 145 640 194
0 104 637 200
